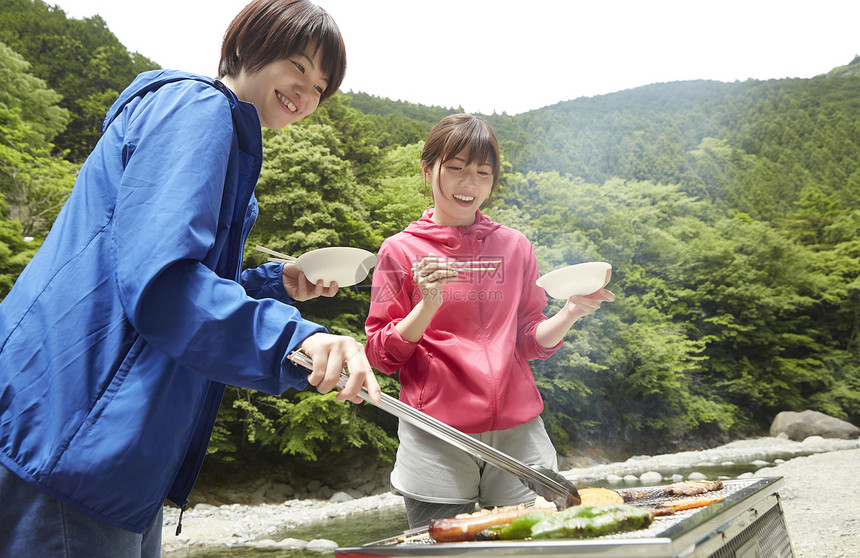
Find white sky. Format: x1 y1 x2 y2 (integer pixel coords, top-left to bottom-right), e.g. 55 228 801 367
52 0 860 115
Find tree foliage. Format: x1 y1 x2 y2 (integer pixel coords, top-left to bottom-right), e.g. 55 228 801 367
1 1 858 467
0 0 159 160
0 40 76 295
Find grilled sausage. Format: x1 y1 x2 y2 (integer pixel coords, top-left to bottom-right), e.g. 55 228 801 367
650 495 724 516
428 506 538 542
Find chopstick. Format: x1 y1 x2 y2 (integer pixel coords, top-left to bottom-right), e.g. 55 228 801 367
411 260 501 272
449 260 502 267
255 245 297 263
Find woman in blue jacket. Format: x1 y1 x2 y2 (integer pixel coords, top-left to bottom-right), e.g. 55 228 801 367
0 1 380 556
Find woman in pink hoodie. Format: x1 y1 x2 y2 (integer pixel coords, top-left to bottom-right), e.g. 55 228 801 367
365 114 615 528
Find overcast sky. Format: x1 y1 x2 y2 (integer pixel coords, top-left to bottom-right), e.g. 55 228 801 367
52 0 860 115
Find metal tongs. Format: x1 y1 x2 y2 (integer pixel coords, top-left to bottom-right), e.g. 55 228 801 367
287 349 581 510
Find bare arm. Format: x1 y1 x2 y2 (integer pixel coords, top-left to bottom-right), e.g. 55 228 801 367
535 269 616 348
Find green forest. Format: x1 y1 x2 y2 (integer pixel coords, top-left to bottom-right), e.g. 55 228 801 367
2 0 858 479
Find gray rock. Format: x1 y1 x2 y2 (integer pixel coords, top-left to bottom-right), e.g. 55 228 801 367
345 488 365 499
606 474 623 484
265 481 294 501
687 472 707 480
306 538 339 553
273 538 308 549
359 481 377 495
246 539 278 548
639 471 663 484
250 481 271 504
329 491 354 503
770 409 860 441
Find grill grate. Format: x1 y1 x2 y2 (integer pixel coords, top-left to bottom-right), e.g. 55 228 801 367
337 477 794 558
385 479 755 546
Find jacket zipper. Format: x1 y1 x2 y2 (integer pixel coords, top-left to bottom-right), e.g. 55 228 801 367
465 228 499 430
175 502 187 536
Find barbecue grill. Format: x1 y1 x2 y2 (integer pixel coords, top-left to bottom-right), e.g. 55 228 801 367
335 477 794 558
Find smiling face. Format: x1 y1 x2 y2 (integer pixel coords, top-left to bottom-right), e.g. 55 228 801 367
424 147 495 226
223 49 328 129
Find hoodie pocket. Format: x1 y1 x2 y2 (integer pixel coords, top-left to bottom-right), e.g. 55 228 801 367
415 350 434 408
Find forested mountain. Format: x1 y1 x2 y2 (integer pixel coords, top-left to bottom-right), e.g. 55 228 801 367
488 69 860 221
1 0 858 474
0 0 159 160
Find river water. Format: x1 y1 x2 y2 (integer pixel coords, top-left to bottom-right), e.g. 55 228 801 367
191 506 409 558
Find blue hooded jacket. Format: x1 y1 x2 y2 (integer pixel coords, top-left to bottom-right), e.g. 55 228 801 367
0 70 324 532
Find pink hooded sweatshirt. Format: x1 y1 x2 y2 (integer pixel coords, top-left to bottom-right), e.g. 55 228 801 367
365 209 561 433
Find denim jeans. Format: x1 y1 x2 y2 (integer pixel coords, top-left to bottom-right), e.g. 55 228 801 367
0 464 162 558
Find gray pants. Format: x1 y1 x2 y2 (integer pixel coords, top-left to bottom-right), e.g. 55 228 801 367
391 416 558 529
403 497 477 529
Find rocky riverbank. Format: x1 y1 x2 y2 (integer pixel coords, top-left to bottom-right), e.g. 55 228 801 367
161 436 860 556
754 446 859 557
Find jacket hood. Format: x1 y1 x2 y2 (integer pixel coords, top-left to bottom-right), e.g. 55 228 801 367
103 70 236 132
403 209 502 247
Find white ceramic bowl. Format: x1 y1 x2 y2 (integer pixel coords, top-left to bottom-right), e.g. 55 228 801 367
536 261 612 299
295 247 377 287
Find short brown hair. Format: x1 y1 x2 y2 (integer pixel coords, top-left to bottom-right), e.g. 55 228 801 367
421 114 501 195
218 0 346 103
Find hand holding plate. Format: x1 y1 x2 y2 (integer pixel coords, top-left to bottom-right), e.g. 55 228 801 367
282 263 339 301
565 268 615 319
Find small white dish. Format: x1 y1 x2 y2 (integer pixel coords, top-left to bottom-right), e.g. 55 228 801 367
295 247 377 287
536 261 612 299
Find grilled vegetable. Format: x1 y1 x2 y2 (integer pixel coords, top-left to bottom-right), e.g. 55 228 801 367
531 504 653 539
482 504 653 540
476 511 553 540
